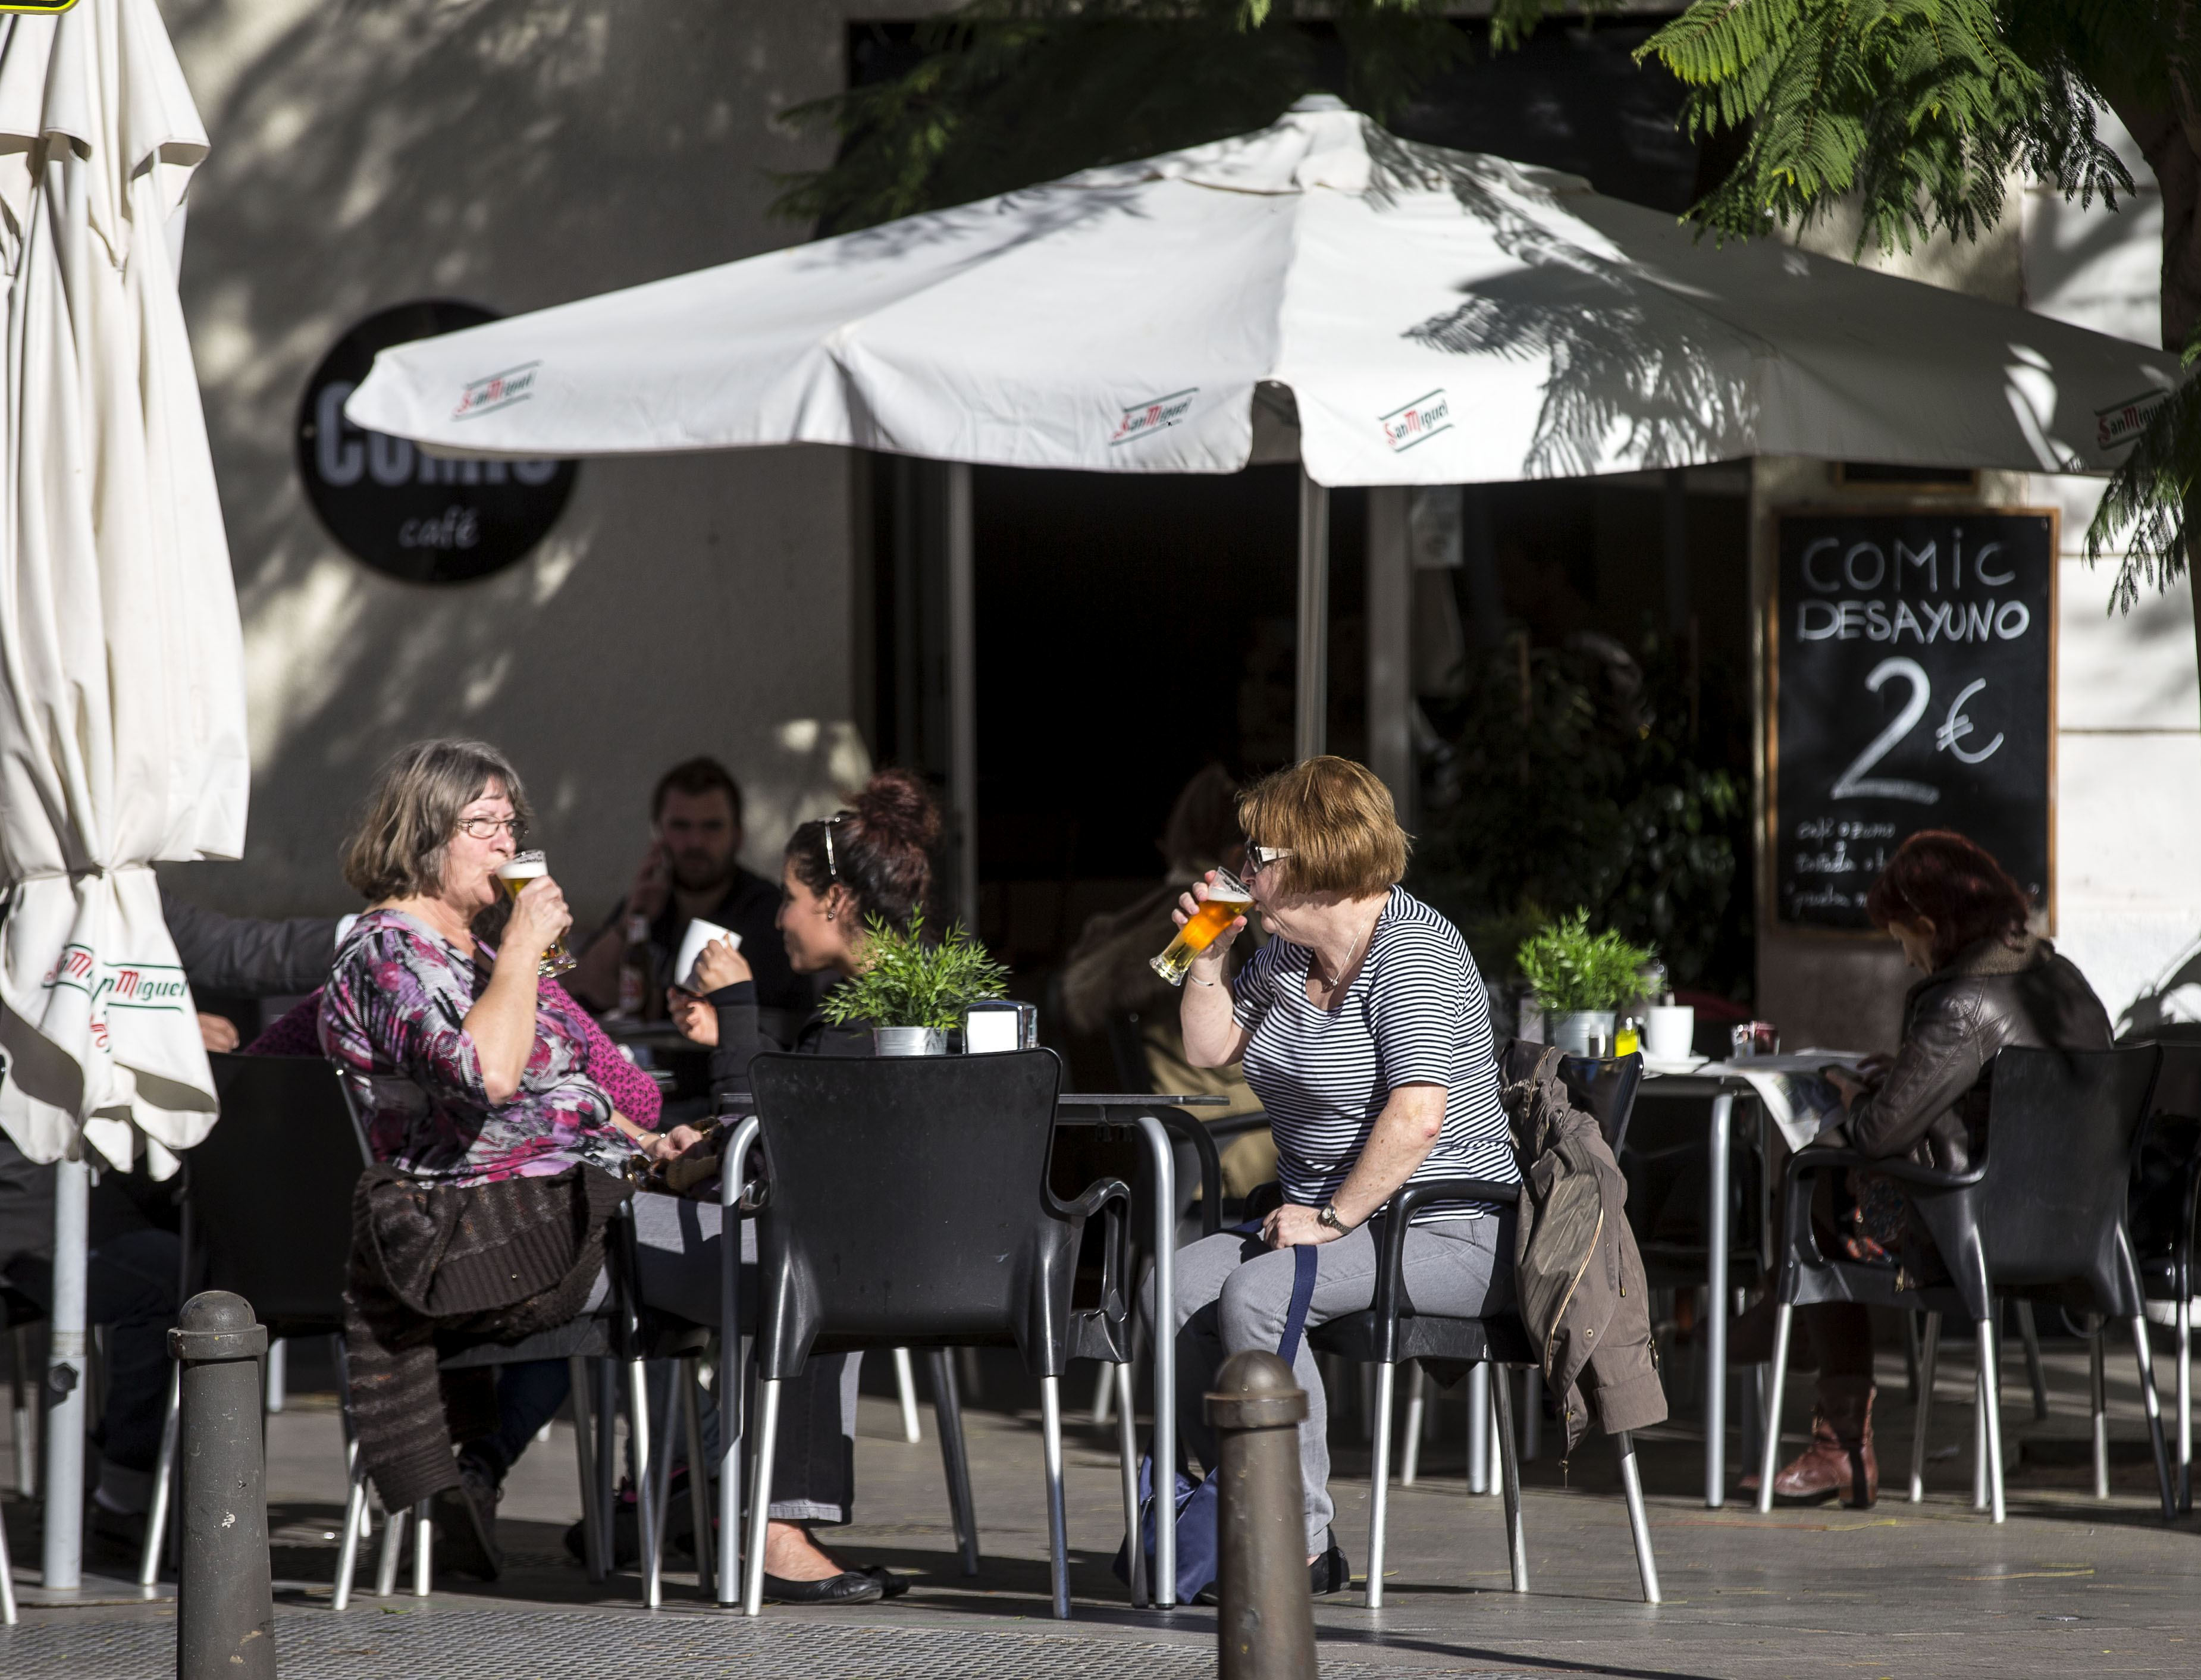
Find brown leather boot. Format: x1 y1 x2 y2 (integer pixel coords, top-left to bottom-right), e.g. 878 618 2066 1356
1767 1377 1877 1507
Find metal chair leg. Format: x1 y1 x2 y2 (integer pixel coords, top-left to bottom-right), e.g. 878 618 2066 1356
374 1506 407 1597
0 1449 15 1623
682 1359 713 1589
10 1325 30 1496
2016 1301 2049 1421
929 1347 980 1576
1466 1362 1490 1496
1973 1361 1989 1512
332 1458 369 1610
2090 1323 2111 1500
138 1362 180 1587
1040 1373 1071 1620
1090 1357 1117 1428
2179 1297 2193 1515
412 1497 434 1596
629 1359 659 1608
1365 1361 1396 1609
566 1356 606 1582
647 1362 680 1610
1114 1361 1145 1609
742 1378 782 1616
1520 1367 1541 1462
1399 1362 1425 1487
893 1347 923 1444
595 1359 618 1553
1909 1313 1940 1502
2129 1315 2177 1522
1615 1430 1660 1605
1755 1303 1793 1514
1902 1311 1921 1405
1490 1365 1527 1593
1977 1318 2005 1524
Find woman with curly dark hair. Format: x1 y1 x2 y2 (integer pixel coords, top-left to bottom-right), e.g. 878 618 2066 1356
1752 829 2111 1507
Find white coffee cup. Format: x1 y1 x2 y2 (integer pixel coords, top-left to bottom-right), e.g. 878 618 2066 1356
675 918 741 992
1645 1004 1695 1061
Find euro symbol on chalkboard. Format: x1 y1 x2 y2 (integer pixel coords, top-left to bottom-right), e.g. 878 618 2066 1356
1934 679 2005 766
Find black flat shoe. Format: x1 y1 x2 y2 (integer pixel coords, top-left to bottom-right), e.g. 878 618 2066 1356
1310 1535 1350 1596
862 1566 911 1598
763 1569 885 1605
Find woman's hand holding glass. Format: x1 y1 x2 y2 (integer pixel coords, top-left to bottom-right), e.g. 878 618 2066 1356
1175 871 1248 984
503 874 573 969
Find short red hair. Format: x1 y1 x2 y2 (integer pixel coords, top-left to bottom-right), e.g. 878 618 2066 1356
1863 830 2031 971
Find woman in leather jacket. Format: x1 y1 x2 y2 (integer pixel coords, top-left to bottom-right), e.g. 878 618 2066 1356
1754 830 2110 1507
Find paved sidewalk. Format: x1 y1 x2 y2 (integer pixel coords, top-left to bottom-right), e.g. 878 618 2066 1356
2 1342 2199 1678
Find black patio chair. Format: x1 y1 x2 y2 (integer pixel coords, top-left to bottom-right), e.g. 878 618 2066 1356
1297 1175 1663 1609
2125 1042 2201 1510
1756 1045 2174 1522
741 1048 1134 1619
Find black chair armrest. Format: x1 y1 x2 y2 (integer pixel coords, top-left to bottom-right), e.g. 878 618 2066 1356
1372 1177 1522 1363
1053 1176 1134 1321
1784 1145 1986 1192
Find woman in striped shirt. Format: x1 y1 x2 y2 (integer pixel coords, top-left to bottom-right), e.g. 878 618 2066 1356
1170 756 1518 1592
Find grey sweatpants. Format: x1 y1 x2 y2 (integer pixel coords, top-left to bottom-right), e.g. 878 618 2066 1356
627 1192 860 1526
1159 1214 1513 1550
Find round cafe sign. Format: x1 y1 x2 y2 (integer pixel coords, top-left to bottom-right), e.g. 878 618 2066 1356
295 300 578 585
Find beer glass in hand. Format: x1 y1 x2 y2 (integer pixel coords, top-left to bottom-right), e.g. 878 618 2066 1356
1151 869 1253 986
498 851 576 977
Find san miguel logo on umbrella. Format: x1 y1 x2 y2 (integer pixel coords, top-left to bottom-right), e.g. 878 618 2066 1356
453 361 541 421
1109 387 1197 446
1379 388 1451 452
40 945 189 1011
2096 388 2169 452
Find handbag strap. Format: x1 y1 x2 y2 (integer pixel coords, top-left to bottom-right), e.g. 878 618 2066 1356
1226 1218 1321 1368
1277 1242 1318 1367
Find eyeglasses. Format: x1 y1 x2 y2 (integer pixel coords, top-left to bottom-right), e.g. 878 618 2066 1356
1246 845 1294 875
456 816 525 841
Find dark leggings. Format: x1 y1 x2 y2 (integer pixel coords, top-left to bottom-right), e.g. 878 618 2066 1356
1801 1303 1876 1378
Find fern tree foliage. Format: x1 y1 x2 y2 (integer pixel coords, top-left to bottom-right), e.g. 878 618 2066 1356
773 0 1585 235
1639 1 2200 606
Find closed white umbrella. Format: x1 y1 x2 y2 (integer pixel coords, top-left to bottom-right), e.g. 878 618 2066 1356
0 1 244 1588
348 95 2176 482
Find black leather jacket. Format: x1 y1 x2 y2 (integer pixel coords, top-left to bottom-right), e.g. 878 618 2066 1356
1844 935 2111 1174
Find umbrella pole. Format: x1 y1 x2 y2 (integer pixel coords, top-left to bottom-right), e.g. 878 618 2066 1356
1296 468 1330 760
1365 486 1413 820
42 1154 89 1588
946 462 978 927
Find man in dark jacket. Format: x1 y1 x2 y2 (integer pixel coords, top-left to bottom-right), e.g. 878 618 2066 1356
0 888 341 1547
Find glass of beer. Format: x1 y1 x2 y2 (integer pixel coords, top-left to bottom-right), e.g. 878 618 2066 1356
497 851 576 977
1150 870 1254 987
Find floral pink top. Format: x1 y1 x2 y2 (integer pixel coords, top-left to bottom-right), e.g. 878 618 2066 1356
318 908 631 1187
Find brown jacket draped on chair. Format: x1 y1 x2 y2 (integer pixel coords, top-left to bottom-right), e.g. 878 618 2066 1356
344 1164 629 1512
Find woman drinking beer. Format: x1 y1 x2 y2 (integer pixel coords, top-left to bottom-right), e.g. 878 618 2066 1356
322 741 891 1603
1165 756 1518 1593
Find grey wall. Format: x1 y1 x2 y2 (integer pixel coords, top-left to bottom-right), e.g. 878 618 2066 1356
156 0 905 923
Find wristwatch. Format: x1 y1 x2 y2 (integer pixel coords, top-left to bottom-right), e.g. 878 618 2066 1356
1318 1203 1350 1234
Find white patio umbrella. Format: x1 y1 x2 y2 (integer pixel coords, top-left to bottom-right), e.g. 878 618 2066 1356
0 1 246 1588
348 92 2177 898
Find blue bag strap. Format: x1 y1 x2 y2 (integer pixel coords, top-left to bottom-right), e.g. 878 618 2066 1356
1276 1242 1317 1367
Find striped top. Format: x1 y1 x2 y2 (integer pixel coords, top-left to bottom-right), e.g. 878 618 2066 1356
1231 886 1514 1224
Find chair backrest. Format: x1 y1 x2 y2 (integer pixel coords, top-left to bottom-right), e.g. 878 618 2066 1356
187 1053 362 1334
748 1048 1073 1377
1503 1039 1644 1152
1973 1045 2161 1301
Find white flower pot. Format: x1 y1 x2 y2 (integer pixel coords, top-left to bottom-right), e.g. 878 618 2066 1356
872 1026 948 1057
1545 1010 1616 1057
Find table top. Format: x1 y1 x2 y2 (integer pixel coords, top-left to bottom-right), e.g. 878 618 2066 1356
1058 1093 1230 1108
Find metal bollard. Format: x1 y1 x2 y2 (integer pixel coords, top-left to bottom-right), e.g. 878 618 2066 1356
171 1292 275 1680
1208 1351 1318 1680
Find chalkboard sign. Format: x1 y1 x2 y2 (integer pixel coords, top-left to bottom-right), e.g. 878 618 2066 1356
1771 509 2056 929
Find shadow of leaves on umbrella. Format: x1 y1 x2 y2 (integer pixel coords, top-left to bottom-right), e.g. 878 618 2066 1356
1367 121 1763 478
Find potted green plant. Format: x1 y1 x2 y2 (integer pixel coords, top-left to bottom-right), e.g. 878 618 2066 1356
820 913 1010 1055
1516 910 1656 1056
